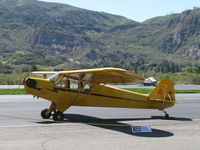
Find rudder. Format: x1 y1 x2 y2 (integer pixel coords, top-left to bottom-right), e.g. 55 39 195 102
149 78 175 102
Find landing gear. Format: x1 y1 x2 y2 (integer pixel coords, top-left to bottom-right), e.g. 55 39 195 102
165 113 169 119
160 109 170 119
41 109 64 121
41 108 52 119
53 111 64 121
40 102 64 121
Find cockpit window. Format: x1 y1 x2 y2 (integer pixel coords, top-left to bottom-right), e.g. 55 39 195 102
48 73 93 91
48 73 70 88
48 72 62 83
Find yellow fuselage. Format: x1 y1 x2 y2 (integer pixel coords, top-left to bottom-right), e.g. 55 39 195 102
24 77 174 113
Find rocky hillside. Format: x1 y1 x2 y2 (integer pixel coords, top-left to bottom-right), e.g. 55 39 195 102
101 9 200 60
0 0 199 74
144 9 200 60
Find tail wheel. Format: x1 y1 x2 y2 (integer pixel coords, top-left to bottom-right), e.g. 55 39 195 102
165 114 169 119
41 109 52 119
53 111 64 121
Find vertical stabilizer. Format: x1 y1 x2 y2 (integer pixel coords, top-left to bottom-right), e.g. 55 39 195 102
149 78 175 102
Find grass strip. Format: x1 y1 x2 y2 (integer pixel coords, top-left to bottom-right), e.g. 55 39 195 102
0 89 27 95
0 88 200 95
175 89 200 94
124 88 200 94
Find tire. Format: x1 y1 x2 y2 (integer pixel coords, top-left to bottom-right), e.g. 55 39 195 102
41 109 51 119
53 111 64 121
165 114 169 119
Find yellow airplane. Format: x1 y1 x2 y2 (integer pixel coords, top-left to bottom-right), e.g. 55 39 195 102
23 67 176 121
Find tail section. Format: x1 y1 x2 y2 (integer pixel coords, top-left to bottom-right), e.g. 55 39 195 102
149 78 176 104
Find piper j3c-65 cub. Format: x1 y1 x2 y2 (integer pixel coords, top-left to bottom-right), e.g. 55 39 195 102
23 68 176 121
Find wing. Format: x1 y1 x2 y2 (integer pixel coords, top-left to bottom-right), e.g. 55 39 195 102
32 71 57 75
59 67 144 84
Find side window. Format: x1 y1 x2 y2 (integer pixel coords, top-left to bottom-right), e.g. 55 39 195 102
69 79 92 92
55 75 64 86
55 76 93 92
55 76 70 88
70 79 79 90
83 84 92 92
63 79 70 88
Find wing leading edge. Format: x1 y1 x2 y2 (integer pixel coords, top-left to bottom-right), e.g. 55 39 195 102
32 67 144 84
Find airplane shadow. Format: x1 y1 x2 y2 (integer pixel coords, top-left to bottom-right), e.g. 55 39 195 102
150 116 192 121
35 114 189 138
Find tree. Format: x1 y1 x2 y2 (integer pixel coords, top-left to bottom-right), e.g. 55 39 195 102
31 65 38 72
182 66 198 73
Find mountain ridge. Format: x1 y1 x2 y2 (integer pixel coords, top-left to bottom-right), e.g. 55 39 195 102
0 0 199 74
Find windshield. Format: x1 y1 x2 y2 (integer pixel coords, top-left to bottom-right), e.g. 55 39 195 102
48 72 61 83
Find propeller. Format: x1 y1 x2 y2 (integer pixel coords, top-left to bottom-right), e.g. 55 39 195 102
17 73 29 89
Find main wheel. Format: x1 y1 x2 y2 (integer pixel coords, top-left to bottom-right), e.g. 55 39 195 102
41 109 52 119
53 111 64 121
165 114 169 119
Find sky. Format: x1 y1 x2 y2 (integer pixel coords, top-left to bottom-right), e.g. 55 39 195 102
40 0 200 22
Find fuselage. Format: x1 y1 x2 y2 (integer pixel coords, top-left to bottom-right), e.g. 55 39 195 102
24 77 174 113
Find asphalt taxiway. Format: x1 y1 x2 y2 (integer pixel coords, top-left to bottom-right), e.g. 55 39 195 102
0 94 199 150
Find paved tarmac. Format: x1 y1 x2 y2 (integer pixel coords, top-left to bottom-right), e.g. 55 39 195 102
0 94 200 150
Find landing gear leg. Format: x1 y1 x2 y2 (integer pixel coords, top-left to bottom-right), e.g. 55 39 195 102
41 102 56 119
160 109 169 119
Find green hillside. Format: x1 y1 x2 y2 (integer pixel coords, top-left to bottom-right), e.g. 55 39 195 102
0 0 136 71
0 0 199 84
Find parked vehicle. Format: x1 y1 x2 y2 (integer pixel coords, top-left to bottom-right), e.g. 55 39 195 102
143 77 158 86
